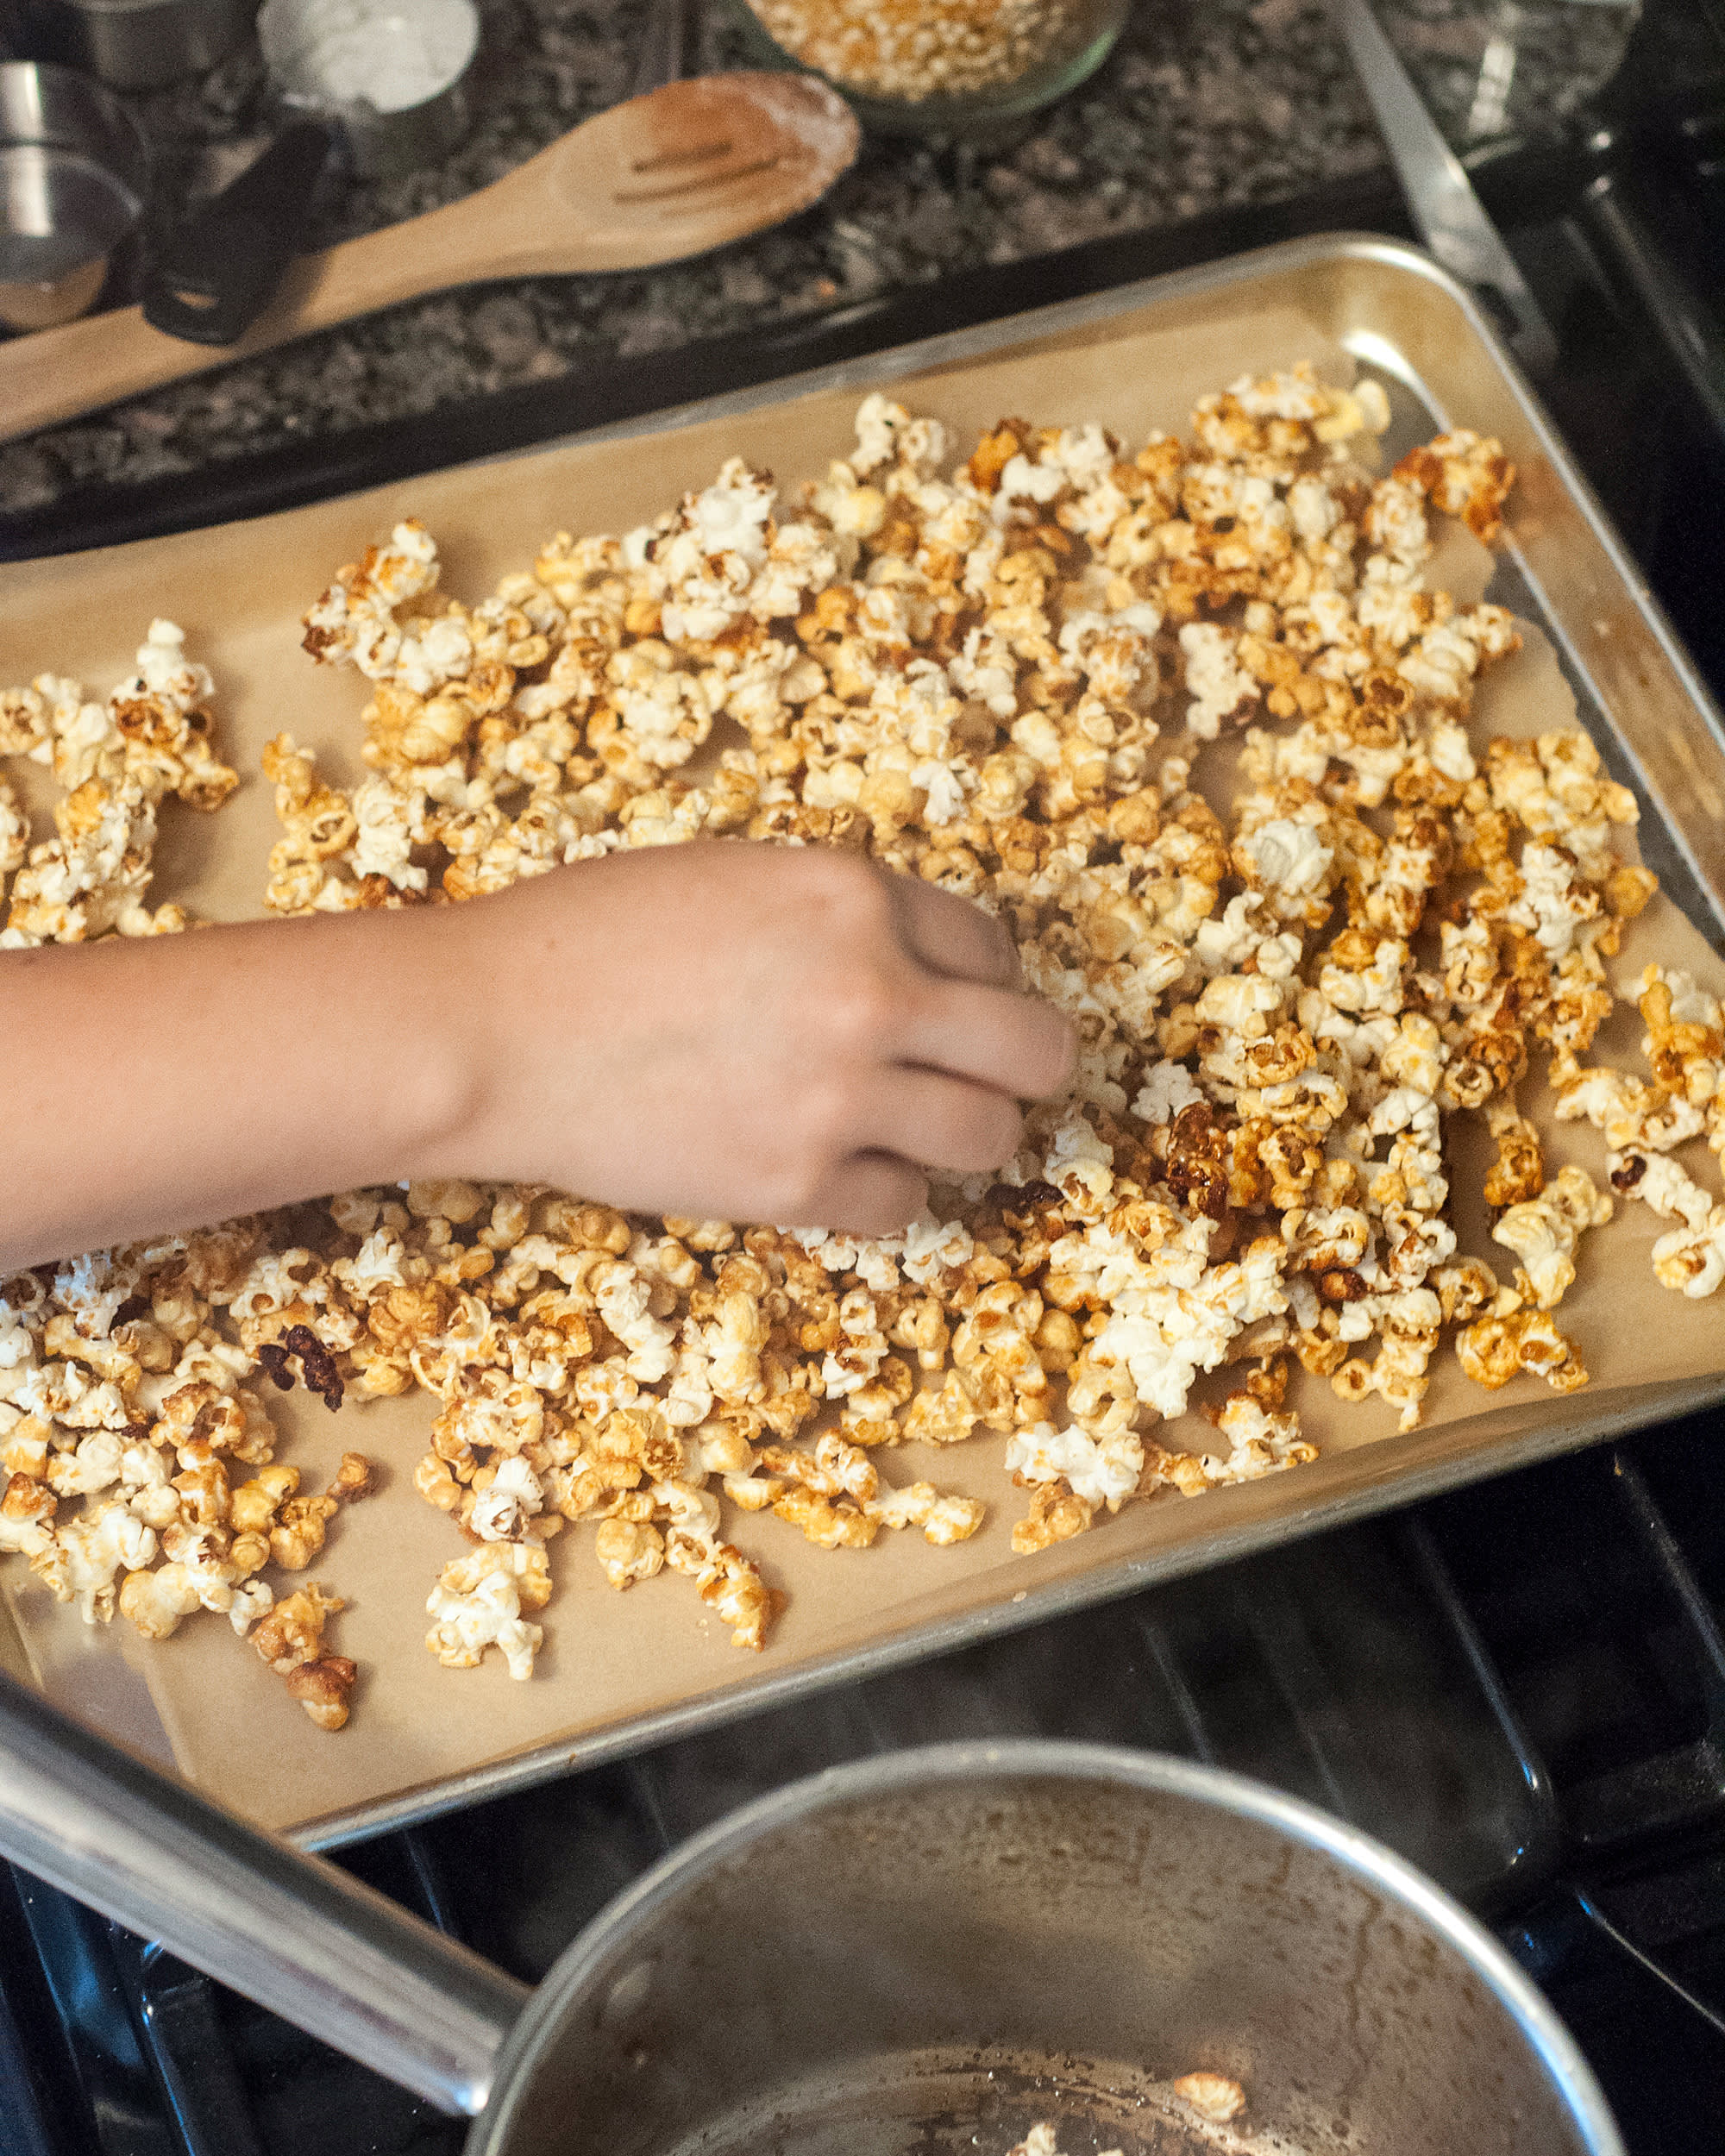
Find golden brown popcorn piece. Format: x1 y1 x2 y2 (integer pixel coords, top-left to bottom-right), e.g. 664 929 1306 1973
116 1565 203 1642
868 1478 985 1545
110 688 237 815
1457 1307 1589 1394
594 1517 665 1589
966 418 1029 495
1011 1478 1095 1556
260 733 358 915
300 519 439 661
1433 1259 1499 1325
1484 1094 1546 1211
770 1482 879 1551
1172 2073 1246 2124
414 1452 462 1512
0 770 30 886
1640 967 1724 1101
1607 863 1658 921
661 1521 779 1651
325 1451 376 1503
252 1582 345 1672
285 1657 358 1733
4 774 169 945
150 1381 256 1463
1 1470 55 1544
1396 429 1515 545
367 1281 455 1358
227 1463 298 1572
270 1490 341 1570
0 682 48 757
1492 1166 1612 1311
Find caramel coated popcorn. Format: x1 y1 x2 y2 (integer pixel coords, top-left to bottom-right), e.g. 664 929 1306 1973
8 363 1720 1733
0 1229 373 1730
1 620 236 949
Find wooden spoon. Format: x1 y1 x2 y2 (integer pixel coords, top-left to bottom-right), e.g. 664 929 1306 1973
0 72 859 448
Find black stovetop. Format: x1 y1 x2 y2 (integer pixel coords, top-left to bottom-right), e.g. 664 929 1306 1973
3 5 1725 2152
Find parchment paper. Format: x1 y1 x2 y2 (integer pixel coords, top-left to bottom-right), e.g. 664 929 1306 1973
3 288 1722 1835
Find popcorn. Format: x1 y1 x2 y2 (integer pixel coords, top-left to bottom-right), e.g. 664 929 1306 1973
1555 1066 1703 1153
9 369 1712 1740
0 771 26 887
1178 623 1258 739
1 620 236 949
3 776 166 946
32 1497 158 1623
1652 1208 1725 1300
1172 2074 1248 2125
1011 1479 1095 1555
301 519 442 677
252 1583 356 1729
594 1517 665 1589
1608 1148 1725 1300
869 1479 985 1545
425 1543 549 1679
1396 429 1515 545
1456 1303 1589 1394
1491 1166 1612 1311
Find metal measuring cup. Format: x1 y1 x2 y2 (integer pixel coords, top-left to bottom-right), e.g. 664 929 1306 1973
258 0 478 182
0 59 146 329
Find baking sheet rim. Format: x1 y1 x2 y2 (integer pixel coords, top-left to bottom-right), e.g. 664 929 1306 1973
13 233 1725 1846
298 1374 1725 1847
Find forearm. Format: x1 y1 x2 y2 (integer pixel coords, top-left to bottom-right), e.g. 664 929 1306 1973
0 906 477 1274
0 844 1072 1272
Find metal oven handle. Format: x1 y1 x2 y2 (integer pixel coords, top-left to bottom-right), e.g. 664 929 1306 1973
0 1669 530 2115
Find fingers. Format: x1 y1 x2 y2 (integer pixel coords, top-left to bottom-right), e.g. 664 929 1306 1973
899 978 1076 1100
865 1066 1025 1175
801 1150 930 1237
886 873 1019 987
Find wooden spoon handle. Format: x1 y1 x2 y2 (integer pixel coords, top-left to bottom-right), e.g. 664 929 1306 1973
0 166 568 448
0 75 856 452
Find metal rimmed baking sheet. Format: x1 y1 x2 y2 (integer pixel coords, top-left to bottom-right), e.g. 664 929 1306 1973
3 233 1722 1846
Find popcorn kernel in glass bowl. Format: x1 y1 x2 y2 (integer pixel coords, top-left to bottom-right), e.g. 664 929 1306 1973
725 0 1129 136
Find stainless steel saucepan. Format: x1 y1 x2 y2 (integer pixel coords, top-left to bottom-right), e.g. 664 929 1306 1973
0 1670 1624 2156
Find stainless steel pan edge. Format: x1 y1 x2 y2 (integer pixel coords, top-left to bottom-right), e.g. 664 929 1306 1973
276 229 1725 1846
455 1739 1629 2156
0 1666 1629 2154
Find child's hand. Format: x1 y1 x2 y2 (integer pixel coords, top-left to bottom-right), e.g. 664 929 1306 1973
0 840 1075 1271
445 842 1075 1233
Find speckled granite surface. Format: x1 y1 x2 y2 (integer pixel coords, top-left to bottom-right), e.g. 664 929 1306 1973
0 0 1638 514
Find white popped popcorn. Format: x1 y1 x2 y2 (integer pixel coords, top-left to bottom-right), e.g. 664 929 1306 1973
424 1543 549 1680
1492 1167 1613 1311
1178 623 1258 739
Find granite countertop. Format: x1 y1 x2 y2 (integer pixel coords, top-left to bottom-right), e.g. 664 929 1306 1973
0 0 1637 516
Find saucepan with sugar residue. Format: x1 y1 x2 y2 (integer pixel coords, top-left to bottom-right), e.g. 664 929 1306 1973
0 1672 1624 2156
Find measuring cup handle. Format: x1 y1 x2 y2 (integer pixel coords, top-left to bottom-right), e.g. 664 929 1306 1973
0 1669 530 2115
143 121 339 347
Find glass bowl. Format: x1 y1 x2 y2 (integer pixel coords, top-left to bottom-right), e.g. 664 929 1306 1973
722 0 1129 137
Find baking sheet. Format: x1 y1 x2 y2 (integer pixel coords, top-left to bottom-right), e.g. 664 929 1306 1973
3 236 1724 1845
